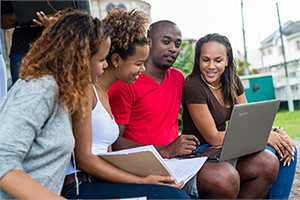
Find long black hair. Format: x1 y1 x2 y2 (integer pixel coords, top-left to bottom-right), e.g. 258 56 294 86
185 33 238 108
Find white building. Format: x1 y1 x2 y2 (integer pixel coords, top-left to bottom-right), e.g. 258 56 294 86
90 0 151 21
259 20 300 76
258 20 300 102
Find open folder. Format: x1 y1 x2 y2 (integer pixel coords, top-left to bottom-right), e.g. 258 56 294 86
98 145 207 186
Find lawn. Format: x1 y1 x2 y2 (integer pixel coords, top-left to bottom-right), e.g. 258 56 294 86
273 110 300 139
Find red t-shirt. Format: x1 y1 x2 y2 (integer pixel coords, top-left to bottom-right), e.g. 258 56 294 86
108 68 184 145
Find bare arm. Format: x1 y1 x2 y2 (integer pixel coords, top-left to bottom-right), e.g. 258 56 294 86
187 93 247 146
237 93 247 104
0 170 64 199
113 125 199 159
156 135 200 158
188 103 225 146
112 124 143 151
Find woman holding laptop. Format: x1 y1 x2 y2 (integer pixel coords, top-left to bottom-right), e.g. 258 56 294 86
181 33 296 199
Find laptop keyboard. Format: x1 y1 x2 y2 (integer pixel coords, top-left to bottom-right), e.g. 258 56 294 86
194 147 221 160
177 146 222 160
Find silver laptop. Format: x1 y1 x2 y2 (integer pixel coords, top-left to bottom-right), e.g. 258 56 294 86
181 99 280 162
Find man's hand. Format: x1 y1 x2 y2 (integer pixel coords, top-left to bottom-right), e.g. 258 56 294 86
157 135 200 158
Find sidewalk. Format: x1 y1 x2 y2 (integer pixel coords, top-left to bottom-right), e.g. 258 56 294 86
290 138 300 199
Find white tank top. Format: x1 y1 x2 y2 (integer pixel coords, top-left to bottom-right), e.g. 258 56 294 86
91 85 119 155
66 85 119 175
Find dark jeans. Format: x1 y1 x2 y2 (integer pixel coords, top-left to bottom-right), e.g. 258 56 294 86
61 181 191 199
9 54 24 85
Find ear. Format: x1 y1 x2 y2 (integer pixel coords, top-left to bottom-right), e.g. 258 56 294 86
111 53 120 66
147 38 152 48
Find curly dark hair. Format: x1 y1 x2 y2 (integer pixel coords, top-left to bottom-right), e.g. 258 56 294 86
185 33 238 108
103 7 149 60
19 9 110 114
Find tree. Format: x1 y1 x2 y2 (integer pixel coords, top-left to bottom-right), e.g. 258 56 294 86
237 59 246 76
173 41 194 76
173 41 195 131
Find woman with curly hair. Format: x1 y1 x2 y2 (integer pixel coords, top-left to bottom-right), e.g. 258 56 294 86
61 7 190 200
0 10 111 199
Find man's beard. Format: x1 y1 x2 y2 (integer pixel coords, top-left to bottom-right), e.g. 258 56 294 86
161 63 173 70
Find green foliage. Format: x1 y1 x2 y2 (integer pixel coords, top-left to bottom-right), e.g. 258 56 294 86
173 41 195 131
236 59 246 76
236 59 259 75
173 41 195 76
251 68 259 74
273 110 300 139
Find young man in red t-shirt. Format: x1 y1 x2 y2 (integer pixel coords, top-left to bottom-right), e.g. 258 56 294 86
108 21 240 198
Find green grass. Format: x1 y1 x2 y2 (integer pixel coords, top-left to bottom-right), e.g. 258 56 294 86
273 110 300 138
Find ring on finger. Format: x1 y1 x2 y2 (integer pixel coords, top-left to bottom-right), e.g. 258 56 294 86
279 145 283 149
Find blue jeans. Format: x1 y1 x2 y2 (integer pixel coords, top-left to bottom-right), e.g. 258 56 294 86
264 144 297 199
9 54 25 85
61 182 191 199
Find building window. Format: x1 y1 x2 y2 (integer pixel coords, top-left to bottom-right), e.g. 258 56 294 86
296 40 300 50
106 3 115 12
278 46 282 56
106 3 127 12
118 3 126 10
268 49 272 55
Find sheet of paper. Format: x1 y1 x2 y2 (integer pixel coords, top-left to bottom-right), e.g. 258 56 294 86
164 157 207 186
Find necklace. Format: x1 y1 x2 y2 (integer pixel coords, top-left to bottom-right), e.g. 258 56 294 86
200 74 222 90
